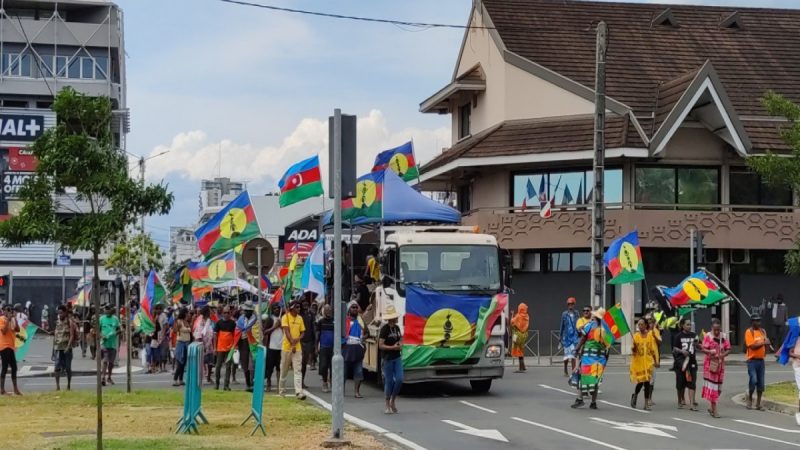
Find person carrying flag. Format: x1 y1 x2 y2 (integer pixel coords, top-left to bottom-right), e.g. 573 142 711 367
236 301 258 392
571 307 611 410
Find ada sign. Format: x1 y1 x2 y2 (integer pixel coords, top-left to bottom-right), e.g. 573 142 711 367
0 115 44 142
286 229 318 241
2 171 33 198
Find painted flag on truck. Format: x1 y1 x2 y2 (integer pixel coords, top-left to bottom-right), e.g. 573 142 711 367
604 230 645 285
372 141 418 182
278 154 324 207
195 191 260 259
402 286 506 368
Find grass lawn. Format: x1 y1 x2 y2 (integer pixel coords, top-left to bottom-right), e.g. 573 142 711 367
764 381 800 406
0 389 384 449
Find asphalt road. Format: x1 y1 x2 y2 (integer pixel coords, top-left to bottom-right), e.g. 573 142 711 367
16 358 800 450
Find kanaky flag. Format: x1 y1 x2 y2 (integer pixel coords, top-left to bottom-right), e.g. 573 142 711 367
604 231 645 285
372 141 418 182
343 171 383 222
195 191 260 259
139 270 166 335
188 250 236 285
278 155 324 207
664 271 727 312
601 304 631 346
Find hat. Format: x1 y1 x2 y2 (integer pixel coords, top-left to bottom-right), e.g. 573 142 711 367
383 305 399 320
347 300 360 311
567 297 576 304
751 314 762 322
13 303 22 312
592 307 606 320
241 301 255 311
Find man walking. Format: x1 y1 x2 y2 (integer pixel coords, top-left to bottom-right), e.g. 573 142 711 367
279 300 306 399
54 305 77 391
0 305 20 395
236 301 257 392
317 304 334 393
771 294 789 349
264 303 283 392
99 305 121 386
560 297 579 376
344 301 366 398
213 306 237 391
672 318 698 410
745 315 770 410
300 297 316 389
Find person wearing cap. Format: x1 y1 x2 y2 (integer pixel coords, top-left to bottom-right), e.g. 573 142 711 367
236 301 258 392
560 297 580 377
279 301 306 399
379 305 403 414
672 318 699 410
571 307 611 409
99 305 121 386
344 300 367 399
745 314 770 410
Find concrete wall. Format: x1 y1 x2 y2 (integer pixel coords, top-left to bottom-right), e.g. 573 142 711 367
659 126 737 164
470 170 509 209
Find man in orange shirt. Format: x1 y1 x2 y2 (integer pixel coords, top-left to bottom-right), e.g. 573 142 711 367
213 306 237 391
0 304 21 395
744 315 771 410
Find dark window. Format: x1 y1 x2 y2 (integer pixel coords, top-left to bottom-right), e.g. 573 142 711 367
571 252 591 271
67 57 80 78
457 184 471 213
81 57 94 79
549 252 571 272
678 168 718 205
635 166 719 207
730 167 792 207
513 169 622 208
94 56 108 80
458 103 471 139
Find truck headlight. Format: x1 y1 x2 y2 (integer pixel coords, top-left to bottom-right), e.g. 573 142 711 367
485 345 502 358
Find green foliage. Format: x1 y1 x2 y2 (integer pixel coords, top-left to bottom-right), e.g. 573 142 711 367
0 87 173 253
748 92 800 275
106 230 166 277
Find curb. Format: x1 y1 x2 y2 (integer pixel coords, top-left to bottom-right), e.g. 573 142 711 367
732 392 797 416
18 366 146 379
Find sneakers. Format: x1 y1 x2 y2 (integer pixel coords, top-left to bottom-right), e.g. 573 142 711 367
571 398 585 409
322 382 330 393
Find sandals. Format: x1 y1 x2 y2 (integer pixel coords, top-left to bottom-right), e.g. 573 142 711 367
708 409 720 418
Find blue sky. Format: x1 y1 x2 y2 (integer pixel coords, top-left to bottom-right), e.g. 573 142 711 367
116 0 796 249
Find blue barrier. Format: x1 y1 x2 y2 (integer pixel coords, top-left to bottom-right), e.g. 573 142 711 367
241 345 266 436
176 342 209 434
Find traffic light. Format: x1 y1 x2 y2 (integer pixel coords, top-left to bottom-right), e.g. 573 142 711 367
0 275 8 301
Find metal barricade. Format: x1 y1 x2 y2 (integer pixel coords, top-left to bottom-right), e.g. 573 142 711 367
549 330 563 365
525 330 540 365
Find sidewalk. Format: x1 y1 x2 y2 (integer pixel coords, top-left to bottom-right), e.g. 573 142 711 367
18 335 145 378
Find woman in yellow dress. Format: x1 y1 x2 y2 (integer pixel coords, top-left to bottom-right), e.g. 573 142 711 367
630 318 658 410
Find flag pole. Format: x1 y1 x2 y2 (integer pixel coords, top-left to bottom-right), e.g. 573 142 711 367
411 139 421 186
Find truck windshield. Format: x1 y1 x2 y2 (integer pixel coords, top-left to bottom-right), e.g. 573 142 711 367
399 244 501 293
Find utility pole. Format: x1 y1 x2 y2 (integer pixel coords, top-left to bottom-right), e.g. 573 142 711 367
690 228 695 331
590 21 607 309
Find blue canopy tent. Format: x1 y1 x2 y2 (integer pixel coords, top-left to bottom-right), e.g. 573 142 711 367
322 169 460 227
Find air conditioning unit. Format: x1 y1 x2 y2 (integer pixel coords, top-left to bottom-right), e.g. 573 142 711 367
730 249 750 265
512 250 523 270
702 248 722 265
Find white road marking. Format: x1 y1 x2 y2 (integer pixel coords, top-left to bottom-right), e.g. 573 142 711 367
305 391 430 450
442 419 508 442
598 400 651 414
590 417 676 438
538 383 574 395
459 400 497 414
673 417 800 448
733 419 800 434
512 416 629 450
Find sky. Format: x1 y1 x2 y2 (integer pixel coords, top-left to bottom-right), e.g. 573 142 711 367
116 0 797 249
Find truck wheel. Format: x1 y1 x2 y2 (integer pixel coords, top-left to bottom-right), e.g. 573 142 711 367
470 379 492 393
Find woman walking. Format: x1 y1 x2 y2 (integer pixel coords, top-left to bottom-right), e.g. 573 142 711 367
701 319 730 418
172 308 191 386
630 319 658 410
571 307 611 410
510 303 529 372
379 305 403 414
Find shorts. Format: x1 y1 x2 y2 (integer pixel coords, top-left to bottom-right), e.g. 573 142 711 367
318 347 333 376
101 348 117 365
204 353 214 365
675 361 697 391
301 341 315 357
344 359 363 381
55 349 73 373
563 344 576 360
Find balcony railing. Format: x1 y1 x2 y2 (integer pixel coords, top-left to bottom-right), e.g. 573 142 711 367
462 203 800 250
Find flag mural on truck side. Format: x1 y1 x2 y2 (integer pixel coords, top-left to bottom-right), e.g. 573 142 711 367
402 286 507 368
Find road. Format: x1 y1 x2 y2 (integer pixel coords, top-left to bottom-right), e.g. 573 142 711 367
18 356 799 450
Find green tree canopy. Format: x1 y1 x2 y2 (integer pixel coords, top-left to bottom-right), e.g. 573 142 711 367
106 230 166 278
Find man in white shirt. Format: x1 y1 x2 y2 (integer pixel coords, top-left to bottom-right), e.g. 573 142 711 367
264 303 284 392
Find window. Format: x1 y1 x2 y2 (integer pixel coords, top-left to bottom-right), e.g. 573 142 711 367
513 168 623 208
81 57 94 79
549 252 571 272
635 166 719 207
457 184 471 213
94 56 108 80
399 244 501 293
3 53 31 77
730 168 792 207
458 103 471 139
55 56 67 77
571 252 591 271
67 57 80 78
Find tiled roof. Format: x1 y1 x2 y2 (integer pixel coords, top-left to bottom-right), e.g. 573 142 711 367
424 114 642 171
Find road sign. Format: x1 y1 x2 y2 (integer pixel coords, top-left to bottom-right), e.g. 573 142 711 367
56 254 71 266
241 238 274 277
441 420 508 443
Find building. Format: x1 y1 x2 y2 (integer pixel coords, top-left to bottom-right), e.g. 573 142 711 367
0 0 128 309
198 177 245 223
419 0 800 349
169 226 197 265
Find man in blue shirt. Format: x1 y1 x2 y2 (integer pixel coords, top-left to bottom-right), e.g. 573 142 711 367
316 304 334 393
560 297 579 377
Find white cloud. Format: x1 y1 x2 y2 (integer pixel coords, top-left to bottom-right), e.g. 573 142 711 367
143 109 450 196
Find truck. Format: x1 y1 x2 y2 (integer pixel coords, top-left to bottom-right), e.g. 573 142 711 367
362 225 511 393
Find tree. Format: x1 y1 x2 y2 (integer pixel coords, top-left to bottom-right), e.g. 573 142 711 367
748 92 800 274
0 88 173 449
105 230 165 393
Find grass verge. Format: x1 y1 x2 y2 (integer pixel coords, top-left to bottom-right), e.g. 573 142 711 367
764 381 799 406
0 389 384 449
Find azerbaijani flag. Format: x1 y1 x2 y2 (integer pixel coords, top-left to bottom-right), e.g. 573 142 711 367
194 190 261 259
601 304 631 346
343 171 384 222
372 141 418 182
188 250 236 285
14 318 37 361
139 270 166 335
402 286 507 368
604 230 645 285
278 155 324 207
664 271 727 312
